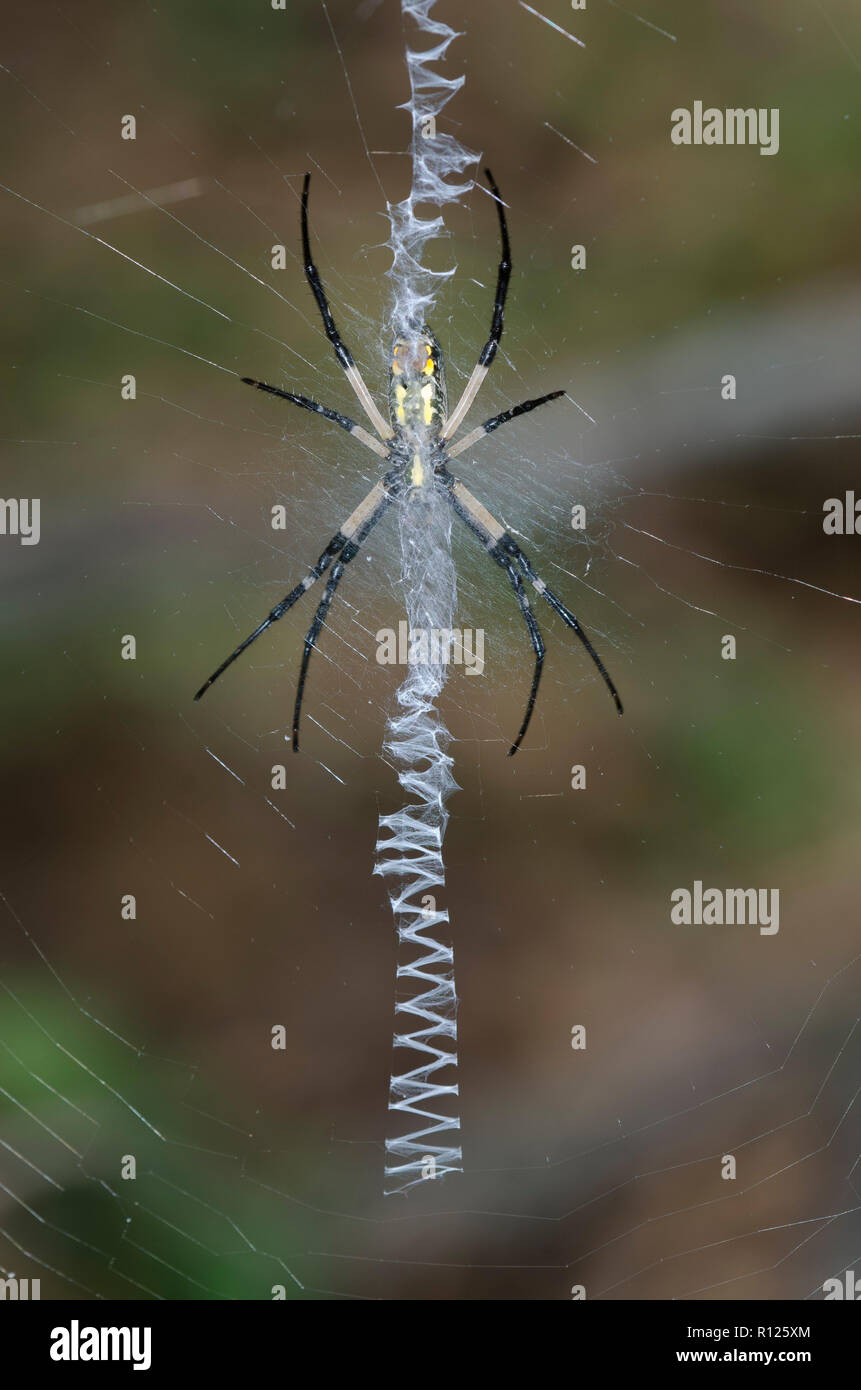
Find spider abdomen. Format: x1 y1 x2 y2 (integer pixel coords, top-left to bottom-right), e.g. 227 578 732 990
388 328 447 440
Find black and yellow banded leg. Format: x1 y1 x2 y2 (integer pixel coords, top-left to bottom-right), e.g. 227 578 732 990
446 391 565 459
301 174 392 441
442 168 512 440
442 475 544 753
195 479 397 703
510 545 623 717
292 555 349 752
498 557 545 755
441 473 623 743
291 485 397 750
240 377 389 458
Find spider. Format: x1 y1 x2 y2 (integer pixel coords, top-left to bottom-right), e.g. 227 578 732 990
195 169 622 754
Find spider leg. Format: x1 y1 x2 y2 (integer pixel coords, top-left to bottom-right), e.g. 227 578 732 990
511 547 623 716
292 486 397 750
500 562 545 754
194 479 394 701
240 377 389 458
446 391 565 458
440 474 544 753
442 168 511 440
440 471 623 733
301 174 392 441
291 557 349 752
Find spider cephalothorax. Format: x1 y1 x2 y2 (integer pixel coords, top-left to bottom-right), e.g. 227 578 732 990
196 170 622 754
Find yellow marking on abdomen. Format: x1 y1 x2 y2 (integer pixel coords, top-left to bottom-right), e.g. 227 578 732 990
411 453 424 487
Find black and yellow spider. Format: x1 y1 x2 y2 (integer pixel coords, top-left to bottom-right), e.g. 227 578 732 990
195 169 622 754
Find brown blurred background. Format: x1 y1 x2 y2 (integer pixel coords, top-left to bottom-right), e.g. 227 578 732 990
1 0 859 1299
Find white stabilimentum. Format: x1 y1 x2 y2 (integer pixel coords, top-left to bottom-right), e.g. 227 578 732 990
375 485 459 1191
374 0 475 1193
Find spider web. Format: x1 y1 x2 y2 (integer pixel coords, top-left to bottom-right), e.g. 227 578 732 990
0 0 859 1299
